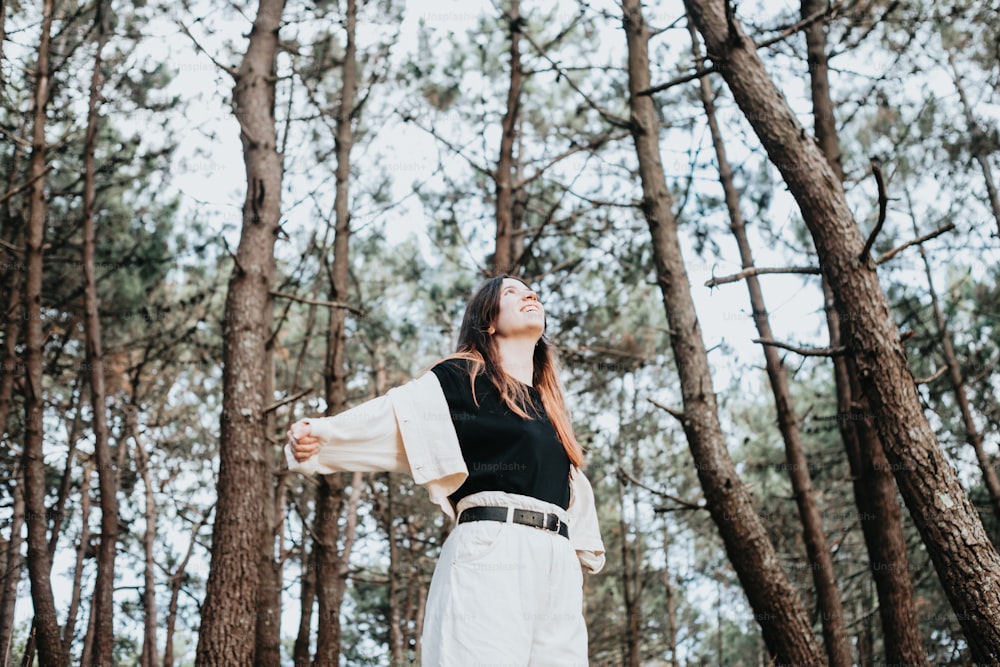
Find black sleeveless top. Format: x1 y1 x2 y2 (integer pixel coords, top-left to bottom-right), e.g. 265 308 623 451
430 358 571 509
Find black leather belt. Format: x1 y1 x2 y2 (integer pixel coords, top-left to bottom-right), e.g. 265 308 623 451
458 506 569 539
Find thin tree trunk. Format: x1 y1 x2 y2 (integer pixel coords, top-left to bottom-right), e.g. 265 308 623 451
133 424 159 667
81 5 118 662
0 254 22 443
21 0 67 661
80 583 97 667
63 459 95 656
386 479 404 665
493 0 521 276
24 383 84 659
688 19 851 667
662 521 678 667
0 464 25 666
195 0 287 663
312 1 360 663
685 0 1000 658
164 511 209 667
905 186 1000 518
293 546 316 666
623 3 823 663
799 4 929 661
947 52 1000 236
616 437 640 667
255 462 285 665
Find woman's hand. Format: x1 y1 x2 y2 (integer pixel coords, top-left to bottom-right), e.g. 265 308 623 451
287 419 320 462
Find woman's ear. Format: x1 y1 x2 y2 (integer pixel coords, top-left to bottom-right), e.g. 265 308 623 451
487 326 495 335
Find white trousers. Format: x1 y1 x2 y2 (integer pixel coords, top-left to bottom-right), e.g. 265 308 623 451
420 491 588 667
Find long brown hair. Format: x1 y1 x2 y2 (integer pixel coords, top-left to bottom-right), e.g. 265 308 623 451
441 275 585 468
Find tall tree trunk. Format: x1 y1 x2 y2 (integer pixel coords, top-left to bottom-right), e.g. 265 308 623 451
313 1 360 663
622 3 823 663
81 5 118 662
493 0 521 276
688 19 851 667
685 0 1000 658
133 424 159 667
0 142 25 440
21 0 67 662
0 464 24 666
800 3 928 661
906 187 1000 518
195 0 287 663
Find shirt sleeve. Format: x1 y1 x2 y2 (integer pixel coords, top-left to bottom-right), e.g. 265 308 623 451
567 466 606 574
284 393 413 476
283 370 468 522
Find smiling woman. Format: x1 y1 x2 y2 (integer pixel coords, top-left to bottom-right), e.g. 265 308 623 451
286 274 604 666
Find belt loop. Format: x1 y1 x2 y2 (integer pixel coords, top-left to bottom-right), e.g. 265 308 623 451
505 506 513 523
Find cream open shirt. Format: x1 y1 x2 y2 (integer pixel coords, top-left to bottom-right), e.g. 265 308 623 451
284 370 606 574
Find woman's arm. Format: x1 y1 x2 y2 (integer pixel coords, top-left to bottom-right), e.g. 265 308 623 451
567 466 606 574
285 370 468 522
285 393 412 476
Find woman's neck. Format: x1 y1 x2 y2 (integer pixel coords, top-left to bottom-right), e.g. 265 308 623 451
495 337 536 386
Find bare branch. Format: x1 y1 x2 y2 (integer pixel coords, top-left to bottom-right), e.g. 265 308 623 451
642 0 849 97
754 338 846 357
754 0 851 50
705 265 821 288
876 222 956 265
638 65 717 97
516 23 630 128
859 159 887 264
264 386 314 415
617 467 707 511
646 396 686 422
914 366 948 386
270 289 365 317
174 20 239 79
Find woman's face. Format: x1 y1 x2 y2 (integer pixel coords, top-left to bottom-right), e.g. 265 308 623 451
492 277 544 340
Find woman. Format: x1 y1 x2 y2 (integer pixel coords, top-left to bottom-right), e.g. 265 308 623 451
286 275 605 666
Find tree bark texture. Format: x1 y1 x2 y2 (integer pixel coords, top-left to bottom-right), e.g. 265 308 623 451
623 2 824 664
133 427 159 667
685 0 1000 658
907 189 1000 519
21 0 68 662
82 4 119 662
314 1 360 663
689 18 851 666
0 465 24 666
195 0 287 663
493 0 521 276
801 3 930 661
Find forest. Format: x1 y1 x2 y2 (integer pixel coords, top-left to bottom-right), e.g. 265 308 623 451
2 0 1000 665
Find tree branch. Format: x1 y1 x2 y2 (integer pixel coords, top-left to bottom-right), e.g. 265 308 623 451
641 0 849 96
859 159 887 264
876 222 956 265
617 466 706 511
174 20 239 79
914 365 948 385
264 386 314 415
754 0 850 50
705 265 821 287
646 396 686 422
516 21 630 128
754 338 846 357
270 289 365 317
